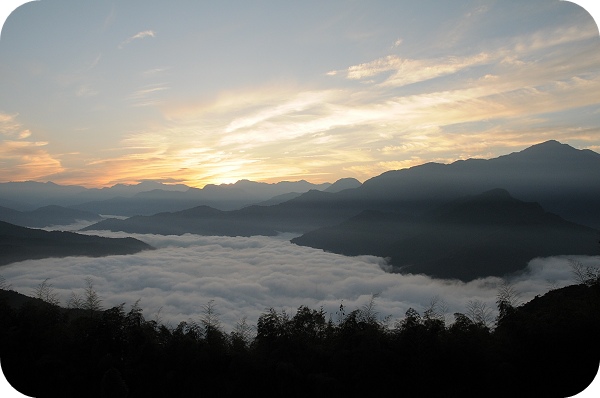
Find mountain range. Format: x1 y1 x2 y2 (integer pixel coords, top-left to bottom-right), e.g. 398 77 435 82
80 140 600 280
0 205 102 228
2 140 599 280
0 179 347 215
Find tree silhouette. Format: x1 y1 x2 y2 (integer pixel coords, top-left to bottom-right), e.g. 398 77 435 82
32 278 60 306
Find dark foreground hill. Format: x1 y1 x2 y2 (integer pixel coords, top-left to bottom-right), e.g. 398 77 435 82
0 277 598 397
0 221 153 265
292 189 600 281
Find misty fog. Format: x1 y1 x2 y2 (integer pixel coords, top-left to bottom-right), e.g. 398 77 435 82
1 225 598 332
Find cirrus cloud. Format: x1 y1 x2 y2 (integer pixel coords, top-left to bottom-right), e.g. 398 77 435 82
118 30 156 49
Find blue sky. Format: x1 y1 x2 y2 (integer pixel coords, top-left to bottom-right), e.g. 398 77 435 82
1 0 599 187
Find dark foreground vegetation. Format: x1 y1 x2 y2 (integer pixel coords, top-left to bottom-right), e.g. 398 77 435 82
1 273 599 398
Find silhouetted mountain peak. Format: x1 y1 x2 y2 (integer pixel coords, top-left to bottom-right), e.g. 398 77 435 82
498 140 599 163
325 178 362 193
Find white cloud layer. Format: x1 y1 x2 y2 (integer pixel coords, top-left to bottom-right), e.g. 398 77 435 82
1 230 598 332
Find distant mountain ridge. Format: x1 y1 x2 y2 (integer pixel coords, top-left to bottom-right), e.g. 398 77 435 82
0 205 102 228
0 180 187 211
0 221 153 266
72 179 334 215
0 178 343 216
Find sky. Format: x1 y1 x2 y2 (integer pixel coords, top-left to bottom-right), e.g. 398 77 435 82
0 0 599 188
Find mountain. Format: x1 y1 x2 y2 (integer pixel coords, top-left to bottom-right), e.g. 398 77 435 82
82 188 360 236
71 179 333 216
0 180 187 210
254 192 304 207
253 178 361 207
82 206 280 236
345 140 600 229
84 140 600 242
291 189 600 281
0 181 88 210
0 205 102 228
0 221 153 266
324 178 362 193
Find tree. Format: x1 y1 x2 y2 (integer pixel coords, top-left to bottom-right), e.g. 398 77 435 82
84 277 102 311
256 308 289 343
465 299 493 328
423 296 447 323
359 294 380 324
67 290 84 309
568 259 600 286
0 274 11 290
496 281 521 326
230 316 253 350
200 299 221 335
32 278 61 306
290 305 327 341
68 277 103 315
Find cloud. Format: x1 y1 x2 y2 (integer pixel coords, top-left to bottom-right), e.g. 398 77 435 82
14 15 598 189
0 112 23 137
118 30 156 49
1 230 596 332
0 113 64 181
126 83 169 107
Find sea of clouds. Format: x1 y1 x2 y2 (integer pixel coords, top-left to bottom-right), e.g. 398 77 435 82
1 225 598 332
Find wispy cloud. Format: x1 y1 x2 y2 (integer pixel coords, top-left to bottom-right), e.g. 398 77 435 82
341 53 491 87
126 83 169 107
0 112 64 181
118 30 156 49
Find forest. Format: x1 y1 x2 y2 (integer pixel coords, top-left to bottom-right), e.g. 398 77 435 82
1 265 599 398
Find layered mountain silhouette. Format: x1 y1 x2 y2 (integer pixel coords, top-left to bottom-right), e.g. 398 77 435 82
71 179 334 215
0 221 153 266
291 189 600 281
81 140 600 280
82 190 354 236
0 181 188 211
0 205 102 228
343 140 600 229
0 179 336 215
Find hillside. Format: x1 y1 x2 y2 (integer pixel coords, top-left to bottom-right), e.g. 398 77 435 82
0 221 154 266
346 140 600 229
1 280 598 397
292 189 600 281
